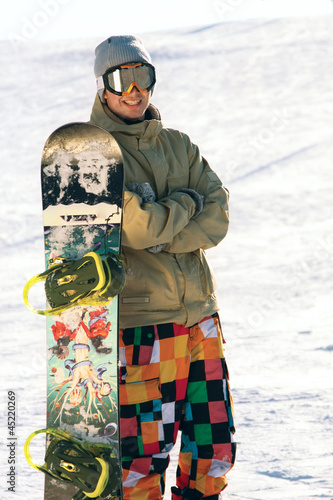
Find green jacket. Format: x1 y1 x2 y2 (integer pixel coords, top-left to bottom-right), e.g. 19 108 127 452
89 95 230 329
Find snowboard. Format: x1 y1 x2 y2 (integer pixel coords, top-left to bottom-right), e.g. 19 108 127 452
24 122 124 500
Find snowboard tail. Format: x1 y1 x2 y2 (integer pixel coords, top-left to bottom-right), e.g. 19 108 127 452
25 428 119 500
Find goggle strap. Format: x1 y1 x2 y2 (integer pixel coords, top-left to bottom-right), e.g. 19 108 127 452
96 76 105 91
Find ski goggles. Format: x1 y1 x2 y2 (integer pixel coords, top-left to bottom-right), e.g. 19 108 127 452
97 62 156 96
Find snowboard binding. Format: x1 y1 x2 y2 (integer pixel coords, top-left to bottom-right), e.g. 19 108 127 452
23 251 125 316
24 428 121 499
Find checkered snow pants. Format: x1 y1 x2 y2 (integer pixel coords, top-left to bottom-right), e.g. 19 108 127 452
119 314 236 500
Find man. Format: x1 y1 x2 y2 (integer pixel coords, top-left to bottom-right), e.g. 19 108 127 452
89 35 236 500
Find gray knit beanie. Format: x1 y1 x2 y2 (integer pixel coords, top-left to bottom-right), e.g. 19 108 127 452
94 35 154 102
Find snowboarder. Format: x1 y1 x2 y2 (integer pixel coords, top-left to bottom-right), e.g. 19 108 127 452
89 35 236 500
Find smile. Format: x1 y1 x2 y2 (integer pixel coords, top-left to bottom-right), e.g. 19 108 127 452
124 99 141 106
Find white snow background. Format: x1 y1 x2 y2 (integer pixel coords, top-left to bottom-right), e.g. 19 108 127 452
1 15 333 500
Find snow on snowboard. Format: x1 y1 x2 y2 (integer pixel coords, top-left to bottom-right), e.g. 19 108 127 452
23 122 125 500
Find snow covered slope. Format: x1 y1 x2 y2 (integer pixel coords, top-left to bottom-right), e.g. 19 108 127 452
1 15 332 499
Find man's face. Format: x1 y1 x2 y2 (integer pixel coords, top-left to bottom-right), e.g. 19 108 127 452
103 86 151 121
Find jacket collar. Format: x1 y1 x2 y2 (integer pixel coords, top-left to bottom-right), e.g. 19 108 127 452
89 94 163 141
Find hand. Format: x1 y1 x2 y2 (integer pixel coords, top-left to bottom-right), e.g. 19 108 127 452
127 182 156 203
176 188 204 218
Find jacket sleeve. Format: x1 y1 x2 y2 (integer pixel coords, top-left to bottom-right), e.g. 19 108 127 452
121 189 197 250
164 135 230 253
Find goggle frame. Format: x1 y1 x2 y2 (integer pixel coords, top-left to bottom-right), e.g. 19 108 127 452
97 62 156 97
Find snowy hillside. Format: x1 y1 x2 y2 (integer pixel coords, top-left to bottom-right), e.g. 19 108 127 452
1 15 333 499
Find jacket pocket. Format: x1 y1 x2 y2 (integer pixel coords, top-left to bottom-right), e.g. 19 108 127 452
121 249 183 311
167 174 189 193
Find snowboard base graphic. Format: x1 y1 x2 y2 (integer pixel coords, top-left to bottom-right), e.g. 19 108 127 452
24 122 124 500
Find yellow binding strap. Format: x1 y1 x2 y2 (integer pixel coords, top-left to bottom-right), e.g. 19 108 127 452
24 428 110 498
